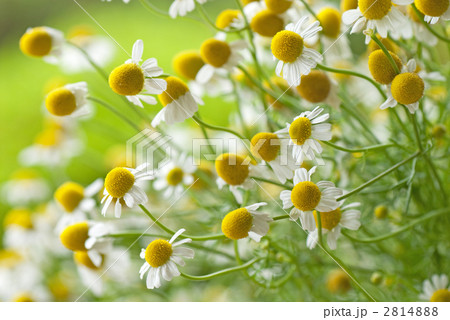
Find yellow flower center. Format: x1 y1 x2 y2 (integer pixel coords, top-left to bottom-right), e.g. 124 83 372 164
0 249 23 268
265 0 293 14
45 87 77 116
297 70 331 103
407 4 424 23
291 181 322 211
317 7 341 39
109 63 144 96
166 167 184 186
359 0 392 20
289 117 312 145
216 9 240 29
60 222 89 252
430 289 450 302
158 76 190 106
4 208 33 229
192 165 214 190
48 277 70 301
327 270 351 293
242 0 258 5
431 124 447 139
391 73 425 105
250 10 285 37
215 153 250 186
374 205 388 219
12 168 38 180
271 30 304 63
104 167 135 199
145 239 173 268
415 0 449 17
341 0 358 12
14 294 34 302
19 27 52 57
222 208 253 240
54 182 85 212
368 49 403 85
250 132 281 162
74 251 103 270
313 208 341 230
34 128 61 147
173 51 205 81
200 38 232 68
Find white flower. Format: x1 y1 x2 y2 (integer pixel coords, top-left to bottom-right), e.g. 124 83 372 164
169 0 207 18
139 229 194 289
1 169 49 206
307 201 361 250
271 17 323 86
276 106 332 163
20 26 65 64
415 0 450 24
280 166 343 231
101 163 154 218
419 274 450 302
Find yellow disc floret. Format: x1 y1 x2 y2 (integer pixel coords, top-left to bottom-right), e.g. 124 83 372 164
415 0 449 17
251 132 281 162
109 63 144 96
4 208 33 229
327 270 351 293
222 208 253 240
145 239 173 268
265 0 293 14
289 117 312 145
158 76 190 106
200 38 232 68
54 182 85 212
166 167 184 186
20 27 52 57
60 222 89 252
14 294 34 302
271 30 304 63
291 181 322 211
296 70 331 103
313 208 341 230
391 73 425 105
215 153 250 186
368 49 403 85
340 0 358 12
430 289 450 302
359 0 392 20
45 87 77 116
0 249 23 268
34 128 61 147
250 10 285 37
216 9 240 29
104 167 135 199
317 8 341 39
74 251 103 270
173 50 205 80
374 205 388 219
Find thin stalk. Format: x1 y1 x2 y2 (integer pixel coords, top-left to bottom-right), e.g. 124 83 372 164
195 113 215 155
180 257 259 280
411 4 450 44
250 176 292 189
370 34 400 74
322 141 394 153
273 214 290 221
67 42 109 81
192 115 246 141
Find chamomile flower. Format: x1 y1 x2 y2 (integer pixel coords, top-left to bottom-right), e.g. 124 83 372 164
101 163 154 218
342 0 412 44
327 269 351 293
169 0 207 18
3 208 36 249
276 106 332 163
216 9 245 30
380 59 425 113
109 39 166 108
407 5 438 45
139 229 194 289
306 201 361 250
264 0 293 14
280 166 343 231
222 202 272 242
415 0 450 24
368 49 403 85
250 132 297 183
419 274 450 302
245 2 286 38
196 33 247 84
173 50 205 81
153 153 195 198
1 169 50 206
296 70 340 108
45 82 90 118
152 76 203 127
20 26 64 63
271 17 323 86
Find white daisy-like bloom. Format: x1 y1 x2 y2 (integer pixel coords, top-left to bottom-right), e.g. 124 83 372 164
403 5 437 46
342 0 412 44
45 82 90 118
1 169 49 206
2 208 37 250
139 228 194 289
19 26 64 64
221 202 273 242
196 33 247 84
419 274 450 302
151 76 203 127
109 39 167 108
275 106 332 163
414 0 450 24
189 70 233 98
250 132 297 184
83 222 115 267
271 17 323 86
216 8 245 31
153 152 195 198
169 0 207 18
306 201 361 250
380 59 425 114
280 166 343 231
101 162 154 218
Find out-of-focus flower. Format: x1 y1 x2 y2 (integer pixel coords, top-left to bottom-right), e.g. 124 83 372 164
19 26 64 63
419 274 450 302
169 0 207 18
1 169 50 206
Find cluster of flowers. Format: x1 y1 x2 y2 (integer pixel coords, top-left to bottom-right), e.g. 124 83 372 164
1 0 449 302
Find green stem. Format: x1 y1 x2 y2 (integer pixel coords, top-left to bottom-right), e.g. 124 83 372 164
273 214 290 221
343 208 448 243
370 34 400 74
250 176 292 189
67 42 109 81
180 258 259 280
192 115 246 141
299 0 319 20
411 4 450 44
322 141 394 153
316 211 324 246
195 113 216 155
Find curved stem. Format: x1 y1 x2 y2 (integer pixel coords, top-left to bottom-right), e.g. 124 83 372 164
411 4 450 43
180 257 259 281
322 141 394 153
67 42 109 81
192 115 246 140
370 34 400 74
195 113 216 155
